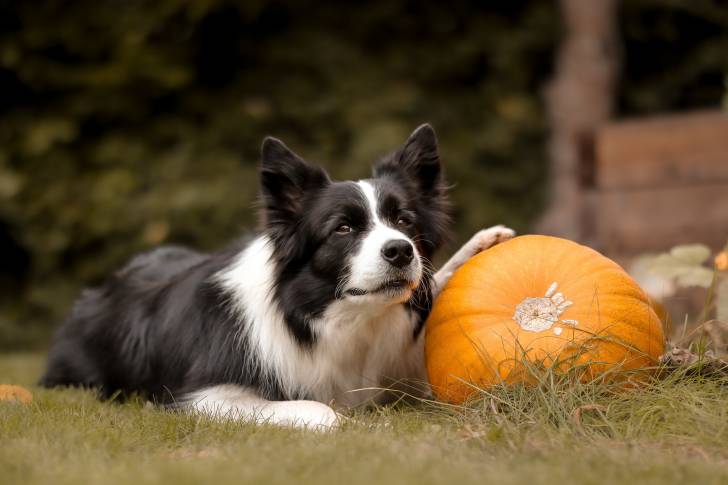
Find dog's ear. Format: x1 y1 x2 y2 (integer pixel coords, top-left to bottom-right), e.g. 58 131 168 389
373 124 442 194
259 137 329 227
373 124 450 258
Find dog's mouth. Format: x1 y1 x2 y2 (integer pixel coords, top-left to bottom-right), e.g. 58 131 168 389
344 279 415 297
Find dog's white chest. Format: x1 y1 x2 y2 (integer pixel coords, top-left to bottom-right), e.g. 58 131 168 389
303 301 424 406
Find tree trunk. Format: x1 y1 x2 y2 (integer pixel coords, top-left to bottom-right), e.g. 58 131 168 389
536 0 620 243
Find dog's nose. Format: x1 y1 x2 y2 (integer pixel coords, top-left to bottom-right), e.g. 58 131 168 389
381 240 414 268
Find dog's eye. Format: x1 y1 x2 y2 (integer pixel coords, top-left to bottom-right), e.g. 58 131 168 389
396 216 412 227
335 224 352 234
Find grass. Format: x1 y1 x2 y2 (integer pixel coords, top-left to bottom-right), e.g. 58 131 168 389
1 352 728 485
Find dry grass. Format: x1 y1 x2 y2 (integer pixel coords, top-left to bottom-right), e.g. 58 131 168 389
2 351 728 485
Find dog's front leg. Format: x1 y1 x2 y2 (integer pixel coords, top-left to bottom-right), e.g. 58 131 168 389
182 385 341 430
432 225 515 296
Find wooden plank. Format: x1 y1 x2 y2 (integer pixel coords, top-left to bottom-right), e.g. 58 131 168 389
596 110 728 190
595 183 728 255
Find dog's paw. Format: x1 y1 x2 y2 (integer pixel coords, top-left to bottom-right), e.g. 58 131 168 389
271 400 343 431
470 225 516 253
302 405 344 431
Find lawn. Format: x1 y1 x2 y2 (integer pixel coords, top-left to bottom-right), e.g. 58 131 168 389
1 351 727 485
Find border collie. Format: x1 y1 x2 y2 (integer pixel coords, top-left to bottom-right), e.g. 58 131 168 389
41 124 514 428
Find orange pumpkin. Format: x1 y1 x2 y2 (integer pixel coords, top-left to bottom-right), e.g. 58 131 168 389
425 235 665 403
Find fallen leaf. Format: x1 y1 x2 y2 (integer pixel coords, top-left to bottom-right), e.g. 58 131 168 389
0 384 33 404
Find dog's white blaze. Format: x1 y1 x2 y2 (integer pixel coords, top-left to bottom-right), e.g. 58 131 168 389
357 180 383 225
214 236 426 408
346 181 422 294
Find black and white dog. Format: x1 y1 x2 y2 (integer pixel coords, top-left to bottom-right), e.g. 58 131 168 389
41 124 514 428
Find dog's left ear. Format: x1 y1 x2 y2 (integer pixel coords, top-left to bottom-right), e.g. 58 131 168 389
373 124 442 194
259 137 330 227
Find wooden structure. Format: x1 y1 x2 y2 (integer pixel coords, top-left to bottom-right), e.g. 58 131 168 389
592 110 728 256
537 1 727 258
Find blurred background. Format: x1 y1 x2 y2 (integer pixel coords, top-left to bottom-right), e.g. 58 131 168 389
1 0 727 349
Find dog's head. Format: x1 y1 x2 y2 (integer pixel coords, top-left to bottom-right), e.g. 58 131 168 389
259 125 450 336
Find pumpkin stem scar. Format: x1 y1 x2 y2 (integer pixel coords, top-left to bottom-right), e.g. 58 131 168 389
512 282 579 333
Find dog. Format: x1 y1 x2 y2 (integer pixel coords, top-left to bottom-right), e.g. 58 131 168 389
40 124 514 428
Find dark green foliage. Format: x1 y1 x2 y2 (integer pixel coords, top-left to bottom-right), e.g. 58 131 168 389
0 1 726 348
0 1 559 347
619 0 728 114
